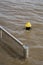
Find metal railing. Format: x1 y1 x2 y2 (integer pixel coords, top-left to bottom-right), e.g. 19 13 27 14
0 26 29 59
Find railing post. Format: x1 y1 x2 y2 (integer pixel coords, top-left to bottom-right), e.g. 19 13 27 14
23 45 29 59
1 30 2 38
0 27 2 39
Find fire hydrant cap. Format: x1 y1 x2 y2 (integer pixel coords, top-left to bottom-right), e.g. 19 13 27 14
25 22 32 27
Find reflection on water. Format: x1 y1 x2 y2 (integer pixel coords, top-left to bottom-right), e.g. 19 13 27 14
0 0 43 65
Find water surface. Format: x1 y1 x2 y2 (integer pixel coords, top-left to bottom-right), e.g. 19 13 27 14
0 0 43 65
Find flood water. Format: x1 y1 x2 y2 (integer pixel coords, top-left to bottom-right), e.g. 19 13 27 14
0 0 43 65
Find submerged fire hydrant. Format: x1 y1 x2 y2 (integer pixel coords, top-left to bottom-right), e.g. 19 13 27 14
25 22 32 30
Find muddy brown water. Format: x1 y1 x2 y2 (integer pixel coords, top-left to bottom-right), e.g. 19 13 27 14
0 0 43 65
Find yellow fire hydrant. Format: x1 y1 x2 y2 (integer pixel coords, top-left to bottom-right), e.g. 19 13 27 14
25 22 32 30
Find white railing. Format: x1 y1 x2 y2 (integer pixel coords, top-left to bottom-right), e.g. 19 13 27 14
0 26 29 59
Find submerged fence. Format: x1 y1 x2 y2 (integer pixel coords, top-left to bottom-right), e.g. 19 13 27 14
0 26 29 59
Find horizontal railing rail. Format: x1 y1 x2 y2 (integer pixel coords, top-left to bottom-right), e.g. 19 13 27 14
0 26 29 59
